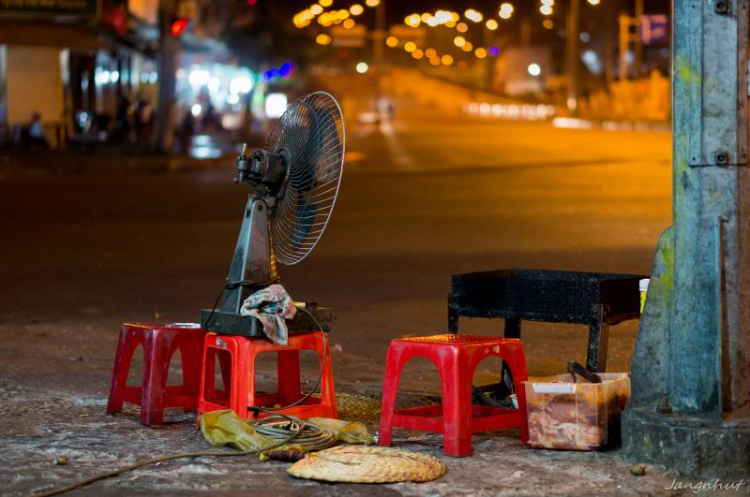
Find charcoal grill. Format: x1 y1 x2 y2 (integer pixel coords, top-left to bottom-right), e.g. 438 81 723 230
448 269 644 372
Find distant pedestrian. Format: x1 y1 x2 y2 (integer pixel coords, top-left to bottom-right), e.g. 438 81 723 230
377 96 394 122
202 102 221 132
176 109 195 155
112 93 133 144
26 112 49 149
0 96 7 149
133 98 154 152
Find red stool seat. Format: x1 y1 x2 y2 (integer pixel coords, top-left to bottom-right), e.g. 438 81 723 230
197 331 337 420
378 334 529 457
106 323 208 426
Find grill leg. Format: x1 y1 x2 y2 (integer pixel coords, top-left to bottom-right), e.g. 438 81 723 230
586 306 610 372
448 299 459 334
504 318 521 339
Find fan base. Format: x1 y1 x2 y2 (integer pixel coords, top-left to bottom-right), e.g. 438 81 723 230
199 306 335 337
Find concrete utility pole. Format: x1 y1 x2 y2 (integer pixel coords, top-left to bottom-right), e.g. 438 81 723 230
633 0 643 78
373 0 385 70
566 0 579 115
622 0 750 478
154 0 179 153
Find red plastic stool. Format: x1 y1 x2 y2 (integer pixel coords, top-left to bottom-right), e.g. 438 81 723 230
197 331 337 420
106 323 208 426
378 334 529 457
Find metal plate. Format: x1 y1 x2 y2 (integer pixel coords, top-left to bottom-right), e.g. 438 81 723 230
686 0 749 167
200 306 335 337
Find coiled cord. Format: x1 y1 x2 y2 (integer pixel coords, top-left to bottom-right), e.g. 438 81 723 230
255 415 336 451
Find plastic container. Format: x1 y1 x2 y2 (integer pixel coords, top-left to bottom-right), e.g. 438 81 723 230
522 373 630 450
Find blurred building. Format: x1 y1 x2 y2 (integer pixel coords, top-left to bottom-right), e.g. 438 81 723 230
0 0 162 148
494 46 553 97
0 0 243 150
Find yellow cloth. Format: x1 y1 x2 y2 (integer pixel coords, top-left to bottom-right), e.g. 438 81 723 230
199 410 275 452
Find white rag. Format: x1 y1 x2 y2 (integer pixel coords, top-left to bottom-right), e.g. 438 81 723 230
240 284 296 344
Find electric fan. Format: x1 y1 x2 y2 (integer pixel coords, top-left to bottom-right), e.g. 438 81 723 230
200 92 344 336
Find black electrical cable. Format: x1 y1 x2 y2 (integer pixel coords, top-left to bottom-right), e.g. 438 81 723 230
203 279 276 328
33 407 305 497
36 297 333 496
249 305 329 414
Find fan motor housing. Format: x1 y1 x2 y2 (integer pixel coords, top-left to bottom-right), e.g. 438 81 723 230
236 149 288 190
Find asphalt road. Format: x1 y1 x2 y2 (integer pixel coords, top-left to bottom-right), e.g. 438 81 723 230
0 100 672 395
0 97 677 495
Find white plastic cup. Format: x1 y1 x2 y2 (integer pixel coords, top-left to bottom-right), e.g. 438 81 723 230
639 278 650 313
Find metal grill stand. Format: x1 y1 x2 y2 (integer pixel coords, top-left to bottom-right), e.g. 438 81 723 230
449 270 643 372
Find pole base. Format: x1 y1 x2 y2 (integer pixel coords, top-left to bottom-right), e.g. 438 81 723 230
622 405 750 479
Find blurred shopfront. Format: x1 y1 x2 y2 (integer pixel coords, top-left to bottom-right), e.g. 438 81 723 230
0 0 159 149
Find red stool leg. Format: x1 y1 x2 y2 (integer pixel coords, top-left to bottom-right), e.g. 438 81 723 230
507 340 529 443
235 338 253 419
317 332 337 418
106 327 142 415
178 332 205 409
378 344 408 447
441 350 474 457
140 330 169 426
277 350 302 406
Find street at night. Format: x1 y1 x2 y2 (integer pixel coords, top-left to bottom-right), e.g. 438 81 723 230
3 0 749 494
1 96 676 494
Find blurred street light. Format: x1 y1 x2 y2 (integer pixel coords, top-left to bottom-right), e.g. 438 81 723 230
464 9 483 23
454 36 466 47
528 63 541 76
441 54 454 65
499 3 514 19
386 36 398 47
266 93 288 119
350 4 363 15
404 41 417 52
456 22 468 32
343 18 355 28
475 47 487 58
319 0 332 6
229 75 253 94
189 68 210 86
412 49 424 59
365 0 379 6
486 19 498 30
405 14 421 27
316 34 332 45
587 0 600 4
356 62 369 73
540 5 553 15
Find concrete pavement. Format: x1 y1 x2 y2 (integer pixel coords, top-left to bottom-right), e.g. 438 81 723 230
0 98 692 495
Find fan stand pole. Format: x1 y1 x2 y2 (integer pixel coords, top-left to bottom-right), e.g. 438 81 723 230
221 195 277 314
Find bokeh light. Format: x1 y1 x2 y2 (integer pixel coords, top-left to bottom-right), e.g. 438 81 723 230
356 62 369 74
